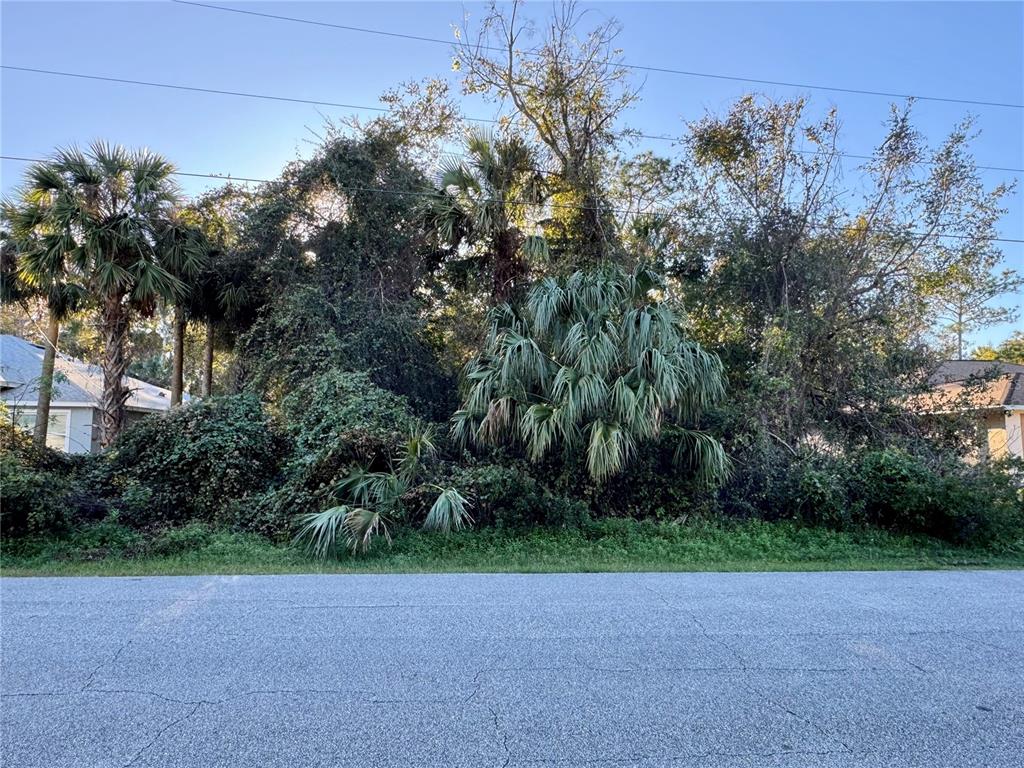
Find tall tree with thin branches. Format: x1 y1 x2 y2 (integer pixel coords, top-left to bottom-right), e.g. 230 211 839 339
455 0 639 265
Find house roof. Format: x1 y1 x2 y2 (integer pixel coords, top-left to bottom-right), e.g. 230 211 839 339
0 334 178 412
914 359 1024 412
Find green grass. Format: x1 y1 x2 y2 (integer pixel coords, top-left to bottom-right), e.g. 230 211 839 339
2 519 1022 577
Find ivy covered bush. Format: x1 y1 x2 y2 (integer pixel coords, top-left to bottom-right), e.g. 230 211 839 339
0 428 76 537
103 394 281 528
449 462 590 530
851 449 1024 546
241 369 421 539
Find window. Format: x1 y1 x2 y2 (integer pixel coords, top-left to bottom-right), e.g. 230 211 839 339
11 409 70 451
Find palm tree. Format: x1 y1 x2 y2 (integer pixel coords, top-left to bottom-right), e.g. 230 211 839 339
427 129 547 303
451 264 731 483
158 214 207 406
2 203 85 449
179 185 248 398
13 142 186 447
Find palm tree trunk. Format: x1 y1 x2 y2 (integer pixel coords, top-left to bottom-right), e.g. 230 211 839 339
99 293 130 449
32 312 60 449
492 229 523 303
202 320 214 397
170 305 185 406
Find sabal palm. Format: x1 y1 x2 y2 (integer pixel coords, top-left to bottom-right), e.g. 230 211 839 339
294 422 472 559
14 142 186 446
451 265 731 483
428 129 547 302
2 202 86 448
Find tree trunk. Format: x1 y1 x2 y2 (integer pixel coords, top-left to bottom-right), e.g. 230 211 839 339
99 293 130 449
32 312 60 449
202 320 214 397
492 229 523 304
170 305 185 406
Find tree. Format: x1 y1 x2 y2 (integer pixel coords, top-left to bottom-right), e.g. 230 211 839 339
2 200 85 449
427 128 547 303
158 213 207 406
674 97 1012 445
13 143 185 447
926 251 1022 358
455 0 639 264
974 331 1024 365
451 264 730 483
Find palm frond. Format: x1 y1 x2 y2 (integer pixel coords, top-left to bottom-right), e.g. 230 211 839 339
293 506 351 560
398 420 438 479
342 506 392 553
423 487 473 533
673 429 732 487
586 419 635 482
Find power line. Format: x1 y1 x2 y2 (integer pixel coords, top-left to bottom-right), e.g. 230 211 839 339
173 0 1024 110
3 154 1021 244
4 64 1021 175
0 65 387 112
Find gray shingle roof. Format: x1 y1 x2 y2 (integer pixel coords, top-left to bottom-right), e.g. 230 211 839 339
923 360 1024 409
0 334 177 412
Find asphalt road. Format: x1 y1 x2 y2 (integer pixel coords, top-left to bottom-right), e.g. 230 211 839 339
1 571 1022 767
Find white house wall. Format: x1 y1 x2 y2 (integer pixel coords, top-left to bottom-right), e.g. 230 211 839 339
66 407 96 455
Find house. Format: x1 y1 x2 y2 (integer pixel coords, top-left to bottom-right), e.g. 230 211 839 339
919 360 1024 461
0 334 178 454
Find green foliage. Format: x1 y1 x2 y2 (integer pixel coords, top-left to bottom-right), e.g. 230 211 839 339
238 289 455 418
0 451 69 536
104 395 279 528
6 519 1021 577
453 264 730 483
294 505 387 558
292 417 476 559
148 522 215 557
4 142 200 446
852 449 1023 546
423 487 473 533
243 370 416 539
973 331 1024 365
426 128 547 302
449 463 590 530
0 426 77 536
281 369 414 458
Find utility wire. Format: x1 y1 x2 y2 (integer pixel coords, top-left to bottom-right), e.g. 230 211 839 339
0 65 386 112
3 154 1021 244
3 65 1021 175
173 0 1024 110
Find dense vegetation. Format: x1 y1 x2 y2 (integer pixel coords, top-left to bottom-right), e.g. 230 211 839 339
2 3 1022 571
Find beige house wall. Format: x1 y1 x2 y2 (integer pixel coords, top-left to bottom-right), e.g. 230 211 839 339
984 410 1024 460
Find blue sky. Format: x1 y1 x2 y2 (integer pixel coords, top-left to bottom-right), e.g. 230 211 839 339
2 1 1021 347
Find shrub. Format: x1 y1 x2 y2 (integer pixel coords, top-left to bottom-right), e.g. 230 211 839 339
0 427 76 536
104 394 280 528
148 522 215 556
450 463 590 530
852 449 1023 546
789 460 850 528
0 452 70 536
245 370 419 540
280 369 413 459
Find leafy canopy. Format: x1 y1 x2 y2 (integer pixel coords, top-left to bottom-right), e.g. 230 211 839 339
452 264 730 483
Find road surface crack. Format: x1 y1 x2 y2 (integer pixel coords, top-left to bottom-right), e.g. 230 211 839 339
487 704 512 767
82 639 133 692
122 702 202 767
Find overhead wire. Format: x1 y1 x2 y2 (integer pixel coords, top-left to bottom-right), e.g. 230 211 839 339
3 154 1021 244
172 0 1024 110
3 65 1021 175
